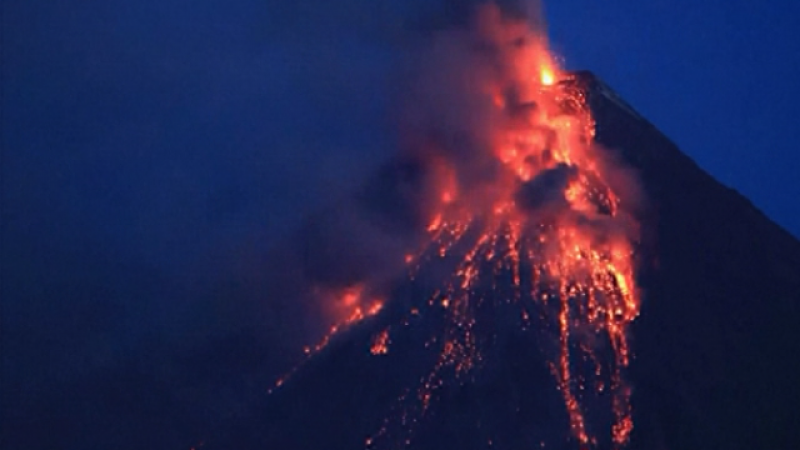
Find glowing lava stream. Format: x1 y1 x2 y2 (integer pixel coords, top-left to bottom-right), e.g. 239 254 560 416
270 4 641 449
268 284 384 395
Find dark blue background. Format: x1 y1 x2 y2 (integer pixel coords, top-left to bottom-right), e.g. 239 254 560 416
2 0 799 444
548 0 800 236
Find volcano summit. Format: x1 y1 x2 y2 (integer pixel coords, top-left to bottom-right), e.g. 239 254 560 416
205 68 800 450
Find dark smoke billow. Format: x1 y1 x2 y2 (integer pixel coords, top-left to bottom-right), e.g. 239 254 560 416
268 1 555 316
515 162 579 213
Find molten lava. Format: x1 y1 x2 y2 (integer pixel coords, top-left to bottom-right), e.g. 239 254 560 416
540 67 556 86
371 329 391 356
271 3 641 449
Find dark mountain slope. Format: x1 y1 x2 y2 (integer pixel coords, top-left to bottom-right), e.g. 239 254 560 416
576 71 800 450
215 71 800 450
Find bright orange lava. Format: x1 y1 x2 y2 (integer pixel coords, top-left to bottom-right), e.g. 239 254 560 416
370 329 391 355
541 67 556 86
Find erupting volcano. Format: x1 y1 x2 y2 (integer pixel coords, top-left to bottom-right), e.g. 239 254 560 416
265 4 642 449
203 2 800 450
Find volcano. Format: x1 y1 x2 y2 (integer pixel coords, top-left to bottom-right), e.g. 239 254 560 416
204 71 800 450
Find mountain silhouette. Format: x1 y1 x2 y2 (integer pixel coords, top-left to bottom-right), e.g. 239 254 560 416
7 70 796 450
206 71 800 450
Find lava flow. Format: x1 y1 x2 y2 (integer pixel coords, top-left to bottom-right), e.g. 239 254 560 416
271 3 642 449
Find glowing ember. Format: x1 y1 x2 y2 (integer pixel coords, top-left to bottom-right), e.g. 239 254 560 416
370 329 391 355
268 286 383 394
541 67 556 86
